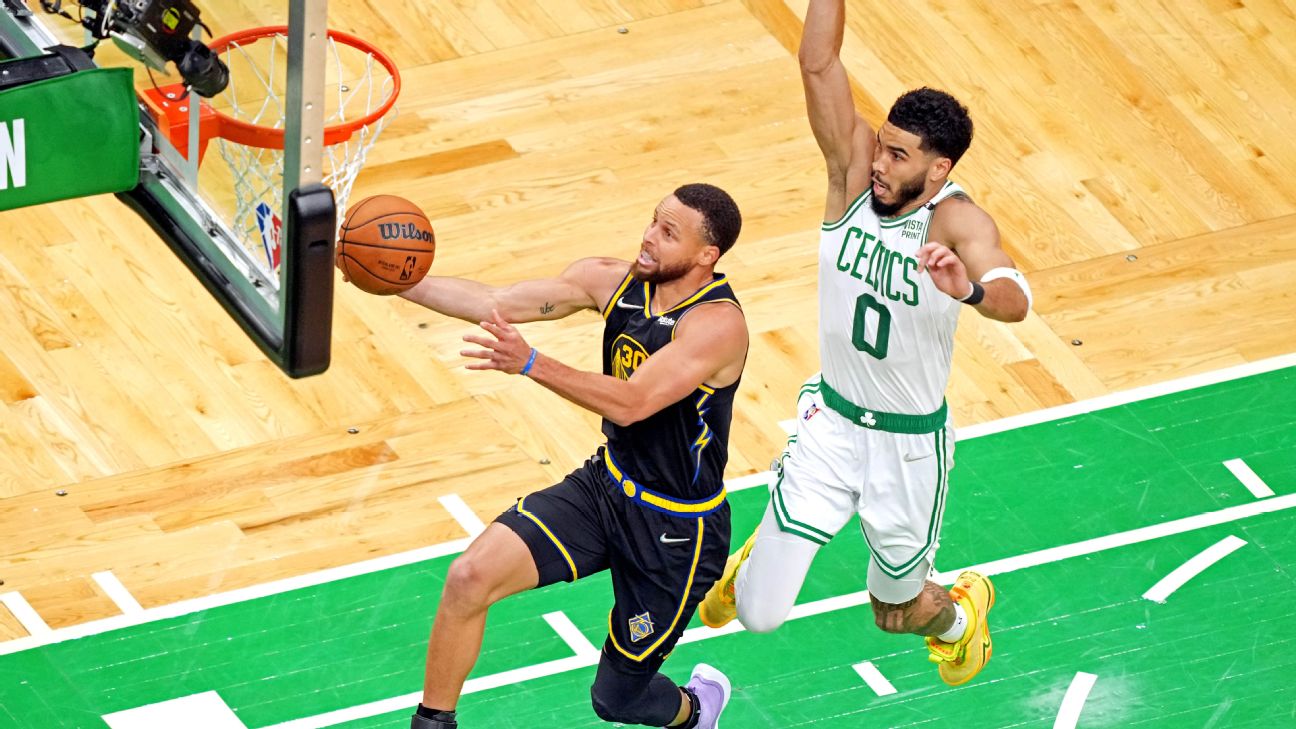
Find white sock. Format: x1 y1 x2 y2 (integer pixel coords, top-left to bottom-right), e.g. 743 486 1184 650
937 602 968 643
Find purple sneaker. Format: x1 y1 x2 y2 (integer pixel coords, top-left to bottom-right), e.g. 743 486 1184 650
684 663 731 729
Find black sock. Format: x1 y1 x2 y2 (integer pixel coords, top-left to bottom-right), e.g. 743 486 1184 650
416 704 457 722
667 687 701 729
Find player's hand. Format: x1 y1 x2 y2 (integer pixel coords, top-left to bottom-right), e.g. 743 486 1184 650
461 309 533 374
916 241 973 300
335 255 350 283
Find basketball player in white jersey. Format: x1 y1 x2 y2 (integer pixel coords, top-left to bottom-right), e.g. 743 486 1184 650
698 0 1031 686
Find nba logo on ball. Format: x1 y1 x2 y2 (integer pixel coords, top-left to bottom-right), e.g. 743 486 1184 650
399 255 417 281
255 202 282 269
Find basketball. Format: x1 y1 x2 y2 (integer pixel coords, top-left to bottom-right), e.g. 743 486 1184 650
338 195 436 295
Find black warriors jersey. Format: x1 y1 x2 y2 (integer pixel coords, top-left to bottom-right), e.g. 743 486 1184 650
599 271 742 504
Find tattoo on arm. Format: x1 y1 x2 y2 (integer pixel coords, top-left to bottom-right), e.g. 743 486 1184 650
540 302 555 315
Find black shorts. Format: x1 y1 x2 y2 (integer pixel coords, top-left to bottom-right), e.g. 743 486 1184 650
496 452 731 672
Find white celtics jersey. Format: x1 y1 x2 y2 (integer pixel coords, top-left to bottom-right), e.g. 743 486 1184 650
818 181 965 415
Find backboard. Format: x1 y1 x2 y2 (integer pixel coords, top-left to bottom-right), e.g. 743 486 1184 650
0 0 382 378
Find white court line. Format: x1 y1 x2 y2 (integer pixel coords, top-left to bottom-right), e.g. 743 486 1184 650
957 353 1296 440
1224 459 1275 499
6 351 1295 729
273 491 1296 729
437 494 487 537
0 537 472 658
4 352 1289 661
277 610 606 729
263 655 600 729
0 592 51 638
852 661 897 696
717 495 1293 630
542 611 600 657
102 691 248 729
779 353 1296 442
0 473 763 659
1142 535 1248 603
93 570 145 615
1053 672 1098 729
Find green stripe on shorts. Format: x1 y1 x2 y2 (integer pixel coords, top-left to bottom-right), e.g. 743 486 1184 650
772 470 832 546
862 428 949 578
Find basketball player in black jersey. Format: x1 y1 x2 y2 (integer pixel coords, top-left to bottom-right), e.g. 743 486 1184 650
395 183 747 729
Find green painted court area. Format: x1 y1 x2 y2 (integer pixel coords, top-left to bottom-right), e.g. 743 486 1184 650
2 366 1294 728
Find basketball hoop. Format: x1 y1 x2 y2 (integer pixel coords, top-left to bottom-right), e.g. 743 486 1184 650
141 26 400 273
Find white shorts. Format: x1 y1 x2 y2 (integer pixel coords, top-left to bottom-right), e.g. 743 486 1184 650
771 374 955 601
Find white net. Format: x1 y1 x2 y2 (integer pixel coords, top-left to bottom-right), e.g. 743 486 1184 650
211 31 397 276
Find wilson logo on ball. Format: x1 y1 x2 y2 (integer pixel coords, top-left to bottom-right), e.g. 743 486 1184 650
377 222 434 243
340 194 435 296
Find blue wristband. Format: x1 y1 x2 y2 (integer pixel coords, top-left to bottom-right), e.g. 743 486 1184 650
519 348 538 376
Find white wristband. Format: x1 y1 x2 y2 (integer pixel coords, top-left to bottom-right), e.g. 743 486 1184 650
980 267 1033 311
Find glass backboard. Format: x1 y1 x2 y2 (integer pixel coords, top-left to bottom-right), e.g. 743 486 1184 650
0 0 381 377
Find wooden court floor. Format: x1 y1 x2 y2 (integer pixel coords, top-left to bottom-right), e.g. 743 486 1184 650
0 0 1294 646
4 365 1294 727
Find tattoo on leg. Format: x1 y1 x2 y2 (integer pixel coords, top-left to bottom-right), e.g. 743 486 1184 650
871 581 956 636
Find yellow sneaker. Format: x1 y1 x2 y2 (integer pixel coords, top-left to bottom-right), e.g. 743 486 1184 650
697 529 758 629
925 571 995 686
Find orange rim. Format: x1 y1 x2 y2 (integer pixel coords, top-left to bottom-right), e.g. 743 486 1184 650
205 26 400 149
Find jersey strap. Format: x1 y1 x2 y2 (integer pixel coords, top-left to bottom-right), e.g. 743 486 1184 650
926 180 965 208
600 270 637 319
819 378 947 434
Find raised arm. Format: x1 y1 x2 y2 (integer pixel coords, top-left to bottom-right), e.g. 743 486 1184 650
800 0 876 218
398 257 628 324
465 302 749 426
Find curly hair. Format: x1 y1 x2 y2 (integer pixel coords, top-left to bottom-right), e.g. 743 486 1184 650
673 183 742 257
887 88 974 167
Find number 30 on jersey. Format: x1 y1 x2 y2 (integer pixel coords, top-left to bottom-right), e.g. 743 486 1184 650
612 334 649 380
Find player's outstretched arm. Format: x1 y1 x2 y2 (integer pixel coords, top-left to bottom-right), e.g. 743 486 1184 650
462 303 748 426
800 0 875 218
398 257 628 324
919 199 1030 323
